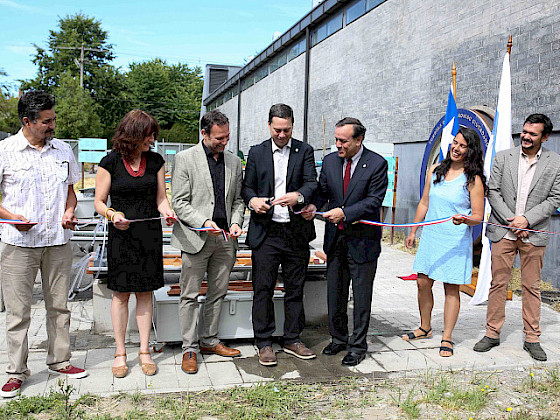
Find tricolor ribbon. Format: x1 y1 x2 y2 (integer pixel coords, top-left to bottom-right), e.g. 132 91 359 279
188 226 230 241
291 211 560 236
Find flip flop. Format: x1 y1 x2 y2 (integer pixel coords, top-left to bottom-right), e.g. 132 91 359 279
439 339 454 357
402 327 432 341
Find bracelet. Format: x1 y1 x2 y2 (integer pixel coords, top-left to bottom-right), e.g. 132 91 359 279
110 211 125 222
104 208 116 219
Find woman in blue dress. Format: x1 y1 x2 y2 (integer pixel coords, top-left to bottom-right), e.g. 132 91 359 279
403 127 486 357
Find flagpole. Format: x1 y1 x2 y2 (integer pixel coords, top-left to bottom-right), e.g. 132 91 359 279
452 62 457 99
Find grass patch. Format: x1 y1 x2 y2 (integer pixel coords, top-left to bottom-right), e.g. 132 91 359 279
422 373 491 412
390 388 421 418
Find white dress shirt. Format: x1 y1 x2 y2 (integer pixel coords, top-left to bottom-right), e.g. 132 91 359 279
504 147 541 243
0 129 80 247
343 145 364 179
271 139 291 223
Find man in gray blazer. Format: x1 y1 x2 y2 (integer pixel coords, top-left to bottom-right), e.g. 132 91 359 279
171 110 245 374
474 114 560 361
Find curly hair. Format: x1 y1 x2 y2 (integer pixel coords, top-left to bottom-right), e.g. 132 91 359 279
112 109 159 162
433 127 488 195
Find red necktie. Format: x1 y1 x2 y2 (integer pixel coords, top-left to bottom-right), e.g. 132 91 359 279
338 158 352 230
343 158 352 195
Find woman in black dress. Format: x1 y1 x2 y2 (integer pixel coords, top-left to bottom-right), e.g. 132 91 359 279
94 110 175 377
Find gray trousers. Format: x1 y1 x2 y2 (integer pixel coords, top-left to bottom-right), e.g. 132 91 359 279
179 235 235 353
1 242 73 380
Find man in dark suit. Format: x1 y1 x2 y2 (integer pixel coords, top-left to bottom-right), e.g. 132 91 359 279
242 103 318 366
306 117 388 366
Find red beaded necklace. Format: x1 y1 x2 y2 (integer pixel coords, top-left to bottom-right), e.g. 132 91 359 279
123 154 146 177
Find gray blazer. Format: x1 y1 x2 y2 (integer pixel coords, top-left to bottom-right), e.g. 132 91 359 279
170 142 245 254
486 146 560 246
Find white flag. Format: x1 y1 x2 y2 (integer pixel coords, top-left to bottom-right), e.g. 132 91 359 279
470 52 513 306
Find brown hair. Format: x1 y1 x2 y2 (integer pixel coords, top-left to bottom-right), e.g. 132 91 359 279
112 109 159 162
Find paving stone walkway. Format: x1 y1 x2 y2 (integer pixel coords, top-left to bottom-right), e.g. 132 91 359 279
1 234 559 399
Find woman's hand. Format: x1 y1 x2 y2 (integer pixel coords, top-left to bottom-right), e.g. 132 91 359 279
452 214 466 225
112 212 130 231
405 232 416 249
164 210 177 226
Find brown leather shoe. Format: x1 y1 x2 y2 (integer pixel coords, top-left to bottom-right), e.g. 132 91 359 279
283 342 316 360
181 352 198 374
258 346 277 366
200 342 241 357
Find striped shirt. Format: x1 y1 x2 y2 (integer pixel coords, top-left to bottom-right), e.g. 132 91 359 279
0 129 80 247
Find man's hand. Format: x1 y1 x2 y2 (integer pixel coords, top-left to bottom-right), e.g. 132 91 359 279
229 223 242 238
271 192 300 208
112 212 130 231
203 220 222 236
12 214 34 232
507 215 529 236
62 209 78 230
299 204 317 221
250 197 272 214
405 232 416 249
323 207 345 224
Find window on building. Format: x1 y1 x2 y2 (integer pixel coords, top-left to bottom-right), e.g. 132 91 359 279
327 11 343 35
347 0 366 24
288 37 306 61
241 75 254 91
254 64 268 83
367 0 384 11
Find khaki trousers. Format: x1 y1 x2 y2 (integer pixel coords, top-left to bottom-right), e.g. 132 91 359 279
179 235 235 353
486 238 546 343
1 243 73 380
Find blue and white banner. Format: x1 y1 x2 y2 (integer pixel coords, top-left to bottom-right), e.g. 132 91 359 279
470 52 514 306
439 86 459 161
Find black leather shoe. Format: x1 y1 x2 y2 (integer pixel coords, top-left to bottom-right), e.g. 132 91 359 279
322 342 347 356
473 336 500 352
523 342 547 361
341 351 366 366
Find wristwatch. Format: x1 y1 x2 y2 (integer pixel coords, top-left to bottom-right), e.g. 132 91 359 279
296 192 304 205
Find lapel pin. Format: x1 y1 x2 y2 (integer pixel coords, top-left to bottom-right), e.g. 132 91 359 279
363 164 367 168
295 148 299 152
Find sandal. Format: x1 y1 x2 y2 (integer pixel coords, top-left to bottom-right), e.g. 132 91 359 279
139 351 157 376
439 339 454 357
112 353 128 378
402 327 432 341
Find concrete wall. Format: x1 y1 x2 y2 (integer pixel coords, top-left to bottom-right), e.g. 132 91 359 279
217 0 560 149
236 54 307 154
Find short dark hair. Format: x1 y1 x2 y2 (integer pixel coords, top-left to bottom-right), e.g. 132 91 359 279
335 117 366 140
112 109 159 162
524 113 553 137
18 90 55 124
201 110 229 134
268 103 294 124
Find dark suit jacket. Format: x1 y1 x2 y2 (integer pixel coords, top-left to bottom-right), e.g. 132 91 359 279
242 138 318 249
315 148 388 263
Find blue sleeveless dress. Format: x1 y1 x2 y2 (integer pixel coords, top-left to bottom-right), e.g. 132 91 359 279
413 173 473 285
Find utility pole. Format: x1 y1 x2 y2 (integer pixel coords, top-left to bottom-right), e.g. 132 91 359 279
55 44 109 88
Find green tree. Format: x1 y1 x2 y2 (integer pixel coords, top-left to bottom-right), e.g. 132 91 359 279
53 72 103 139
0 69 20 135
126 59 203 137
22 13 114 93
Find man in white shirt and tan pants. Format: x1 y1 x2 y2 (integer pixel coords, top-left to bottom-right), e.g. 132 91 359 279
0 90 88 398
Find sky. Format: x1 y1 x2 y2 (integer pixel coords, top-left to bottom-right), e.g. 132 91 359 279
0 0 315 93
